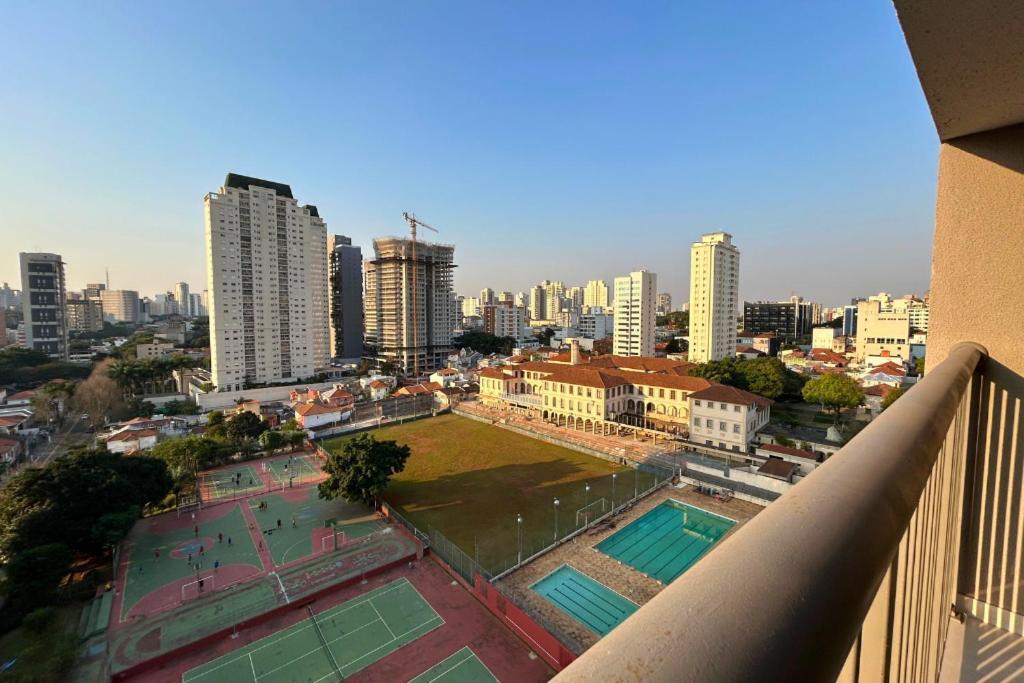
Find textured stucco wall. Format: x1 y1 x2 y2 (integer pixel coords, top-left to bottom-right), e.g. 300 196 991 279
928 125 1024 373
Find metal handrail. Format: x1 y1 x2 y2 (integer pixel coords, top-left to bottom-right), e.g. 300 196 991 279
555 343 985 682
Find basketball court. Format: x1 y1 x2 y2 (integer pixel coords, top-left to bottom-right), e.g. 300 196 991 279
181 578 444 682
199 465 266 503
262 453 322 488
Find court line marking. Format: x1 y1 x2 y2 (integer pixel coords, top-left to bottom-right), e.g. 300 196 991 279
182 579 416 680
369 600 396 639
247 653 257 681
313 614 445 683
408 646 492 683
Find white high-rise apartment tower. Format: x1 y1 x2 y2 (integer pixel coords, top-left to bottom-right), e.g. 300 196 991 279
204 174 329 392
583 280 609 309
689 232 740 362
19 252 68 360
174 282 190 317
364 237 456 375
612 270 657 357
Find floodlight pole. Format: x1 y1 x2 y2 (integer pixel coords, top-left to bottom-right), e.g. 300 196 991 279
612 473 617 511
553 498 560 542
516 513 523 565
584 483 591 527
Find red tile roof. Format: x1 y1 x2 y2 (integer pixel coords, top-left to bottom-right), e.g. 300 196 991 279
392 382 442 396
541 368 630 389
106 428 159 442
689 384 774 408
294 402 339 417
809 348 848 365
864 384 896 397
759 443 816 460
871 361 906 376
758 458 799 479
368 380 388 389
6 391 35 402
0 416 28 428
736 345 760 354
0 438 21 454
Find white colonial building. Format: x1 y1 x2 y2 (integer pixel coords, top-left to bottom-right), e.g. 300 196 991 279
687 384 772 452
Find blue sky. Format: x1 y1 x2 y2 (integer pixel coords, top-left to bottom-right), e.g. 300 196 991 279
0 1 937 307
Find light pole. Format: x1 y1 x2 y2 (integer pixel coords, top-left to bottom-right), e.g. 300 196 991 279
635 467 639 498
553 498 560 543
516 513 523 565
612 473 617 511
584 483 591 527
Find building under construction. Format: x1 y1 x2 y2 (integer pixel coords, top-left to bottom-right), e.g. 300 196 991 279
364 236 457 376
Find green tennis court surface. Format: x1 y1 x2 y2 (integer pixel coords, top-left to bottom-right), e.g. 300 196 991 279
182 578 444 682
249 488 383 566
262 454 321 486
409 647 498 683
201 465 265 501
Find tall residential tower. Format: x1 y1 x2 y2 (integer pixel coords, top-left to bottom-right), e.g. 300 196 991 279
204 174 329 392
19 252 68 360
364 236 456 375
689 232 739 362
612 270 657 356
328 235 363 361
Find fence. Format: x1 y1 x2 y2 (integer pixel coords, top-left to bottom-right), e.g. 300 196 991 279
378 501 430 547
429 527 490 584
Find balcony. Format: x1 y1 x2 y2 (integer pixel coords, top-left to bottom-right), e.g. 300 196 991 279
555 1 1024 680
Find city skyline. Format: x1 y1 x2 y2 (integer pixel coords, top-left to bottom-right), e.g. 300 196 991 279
1 2 934 304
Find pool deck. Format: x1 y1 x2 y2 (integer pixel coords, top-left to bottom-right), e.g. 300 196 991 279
495 484 762 650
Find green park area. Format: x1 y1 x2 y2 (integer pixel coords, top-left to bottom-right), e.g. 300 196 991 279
324 414 661 570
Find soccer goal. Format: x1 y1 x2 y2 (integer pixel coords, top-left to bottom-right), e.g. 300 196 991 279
320 531 348 553
182 574 216 601
576 498 609 527
177 493 202 517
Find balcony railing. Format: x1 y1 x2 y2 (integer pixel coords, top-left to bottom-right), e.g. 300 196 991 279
555 342 986 681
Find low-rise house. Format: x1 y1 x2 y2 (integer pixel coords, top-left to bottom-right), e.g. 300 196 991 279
808 348 849 368
367 380 390 402
757 458 800 483
5 390 34 407
104 428 159 454
429 368 462 388
754 442 823 476
736 345 761 360
0 414 30 436
294 402 345 430
688 384 773 452
319 386 355 409
0 437 23 464
391 382 443 398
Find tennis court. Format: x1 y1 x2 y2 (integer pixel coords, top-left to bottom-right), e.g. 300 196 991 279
199 465 265 502
263 454 321 487
409 646 498 683
181 578 444 682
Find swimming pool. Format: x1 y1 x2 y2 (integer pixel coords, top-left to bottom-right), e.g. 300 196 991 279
596 500 735 584
530 565 638 636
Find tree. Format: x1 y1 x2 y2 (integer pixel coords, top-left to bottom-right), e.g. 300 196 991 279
453 331 514 356
592 337 613 355
914 356 926 376
318 434 411 506
72 359 127 428
880 387 906 412
736 358 785 399
259 430 285 452
150 436 222 480
92 507 141 549
225 411 268 442
688 357 747 387
5 543 73 612
536 327 556 346
664 337 682 354
802 374 865 425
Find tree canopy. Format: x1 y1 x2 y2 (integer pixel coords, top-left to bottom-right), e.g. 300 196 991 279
453 331 515 356
687 356 805 400
802 374 865 424
880 387 906 411
225 411 269 442
0 450 172 557
318 434 411 506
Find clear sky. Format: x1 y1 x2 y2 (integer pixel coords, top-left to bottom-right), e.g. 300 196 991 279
0 1 937 307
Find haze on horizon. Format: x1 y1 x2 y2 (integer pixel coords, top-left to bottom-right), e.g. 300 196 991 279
0 2 936 308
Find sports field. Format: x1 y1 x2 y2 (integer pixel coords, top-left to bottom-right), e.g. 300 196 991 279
181 578 444 682
248 488 384 567
121 504 263 620
200 464 264 502
262 453 322 487
409 646 498 683
323 414 661 570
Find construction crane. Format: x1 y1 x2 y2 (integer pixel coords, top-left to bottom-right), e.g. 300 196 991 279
402 212 439 379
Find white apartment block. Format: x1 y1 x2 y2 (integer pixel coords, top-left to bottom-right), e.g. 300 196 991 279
174 282 190 317
364 236 456 375
688 384 772 452
204 174 329 392
613 270 656 356
579 310 614 340
657 292 673 315
689 232 740 363
583 279 609 310
493 305 528 340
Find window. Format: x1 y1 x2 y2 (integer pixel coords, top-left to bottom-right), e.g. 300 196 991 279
705 418 713 428
733 405 740 412
733 424 740 433
694 399 701 407
719 421 726 431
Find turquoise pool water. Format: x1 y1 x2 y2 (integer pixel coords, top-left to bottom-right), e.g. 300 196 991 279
530 565 638 636
596 500 735 584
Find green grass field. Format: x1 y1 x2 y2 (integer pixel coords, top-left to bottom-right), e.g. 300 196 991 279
323 414 659 570
182 578 443 682
248 489 384 566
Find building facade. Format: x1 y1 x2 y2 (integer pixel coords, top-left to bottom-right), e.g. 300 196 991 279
327 234 363 360
743 299 812 341
174 282 190 317
689 232 740 363
204 174 330 392
363 236 456 375
687 384 772 452
857 298 911 363
66 298 104 332
98 289 140 324
19 252 68 359
657 292 673 315
613 270 657 357
583 279 609 310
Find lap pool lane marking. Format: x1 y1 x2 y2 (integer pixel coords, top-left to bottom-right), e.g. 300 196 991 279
182 578 444 683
